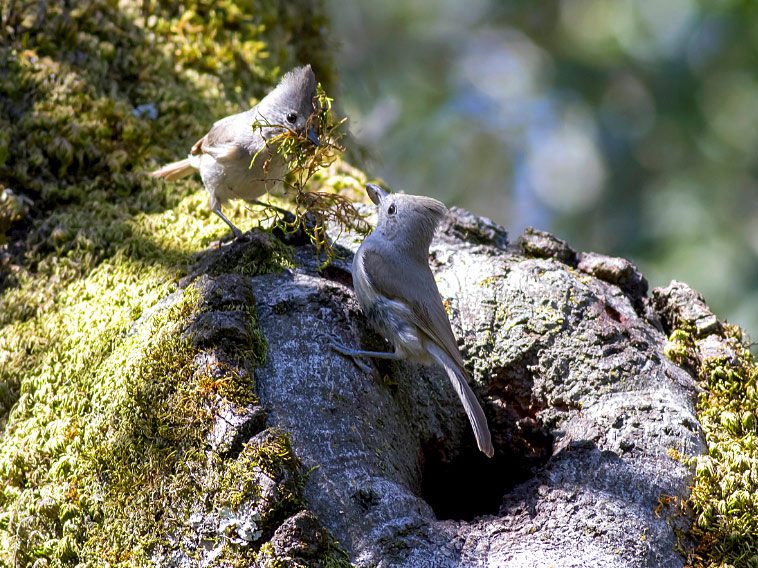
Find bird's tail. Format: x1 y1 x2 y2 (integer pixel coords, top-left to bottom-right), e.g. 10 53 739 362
150 158 195 181
429 345 494 458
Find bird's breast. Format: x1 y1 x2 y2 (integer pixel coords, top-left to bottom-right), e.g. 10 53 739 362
200 148 286 203
352 246 428 361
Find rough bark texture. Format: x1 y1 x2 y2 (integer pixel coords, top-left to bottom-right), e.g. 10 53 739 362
179 209 706 567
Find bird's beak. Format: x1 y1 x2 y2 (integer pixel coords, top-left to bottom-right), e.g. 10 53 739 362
307 127 320 146
366 184 388 205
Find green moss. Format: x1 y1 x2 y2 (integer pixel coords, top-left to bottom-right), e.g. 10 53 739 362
216 431 304 547
663 325 758 566
1 274 275 565
201 231 294 278
77 285 206 563
255 541 353 568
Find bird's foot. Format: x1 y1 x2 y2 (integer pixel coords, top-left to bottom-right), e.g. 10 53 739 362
328 336 378 378
212 208 244 241
209 229 246 249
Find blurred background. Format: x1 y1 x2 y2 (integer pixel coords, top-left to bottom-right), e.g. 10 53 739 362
326 0 758 340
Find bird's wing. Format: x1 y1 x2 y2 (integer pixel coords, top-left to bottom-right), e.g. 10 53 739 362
190 114 245 162
361 248 466 370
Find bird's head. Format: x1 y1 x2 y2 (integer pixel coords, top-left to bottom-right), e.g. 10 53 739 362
258 64 320 145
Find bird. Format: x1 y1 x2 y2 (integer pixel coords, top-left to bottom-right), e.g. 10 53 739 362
332 184 494 457
150 64 320 237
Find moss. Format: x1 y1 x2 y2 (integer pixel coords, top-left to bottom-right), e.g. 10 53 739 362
208 431 306 568
663 325 758 566
255 541 353 568
199 230 295 278
0 188 30 245
0 0 354 565
259 85 371 265
77 285 207 563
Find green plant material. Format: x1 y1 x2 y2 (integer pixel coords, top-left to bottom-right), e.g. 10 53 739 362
663 325 758 566
255 539 353 568
0 187 31 244
0 270 276 565
252 85 372 266
216 431 302 529
201 231 295 279
75 285 208 564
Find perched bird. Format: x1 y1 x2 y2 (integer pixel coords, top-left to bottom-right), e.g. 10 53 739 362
332 184 494 457
151 65 320 237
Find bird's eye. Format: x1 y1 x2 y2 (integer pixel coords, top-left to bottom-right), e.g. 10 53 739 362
286 112 297 124
387 203 397 215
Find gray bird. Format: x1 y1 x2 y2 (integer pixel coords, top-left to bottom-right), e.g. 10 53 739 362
332 184 494 457
151 65 320 237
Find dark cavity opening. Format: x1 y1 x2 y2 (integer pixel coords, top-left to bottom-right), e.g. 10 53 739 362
420 362 554 521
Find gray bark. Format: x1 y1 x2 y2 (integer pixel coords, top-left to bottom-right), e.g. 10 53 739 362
178 208 707 567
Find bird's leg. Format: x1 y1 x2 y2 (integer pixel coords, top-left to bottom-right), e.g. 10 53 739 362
213 208 243 238
331 344 402 360
329 336 402 376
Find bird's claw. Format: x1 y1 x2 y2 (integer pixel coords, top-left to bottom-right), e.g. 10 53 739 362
328 337 352 355
328 337 376 377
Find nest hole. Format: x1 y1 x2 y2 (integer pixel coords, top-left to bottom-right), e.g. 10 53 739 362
420 389 554 521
